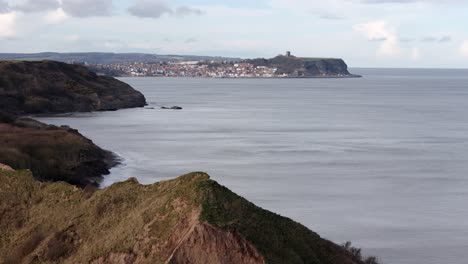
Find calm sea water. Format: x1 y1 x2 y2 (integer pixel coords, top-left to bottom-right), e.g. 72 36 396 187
37 68 468 264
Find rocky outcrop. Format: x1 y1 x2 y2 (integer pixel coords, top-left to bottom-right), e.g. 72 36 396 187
168 223 265 264
0 170 375 264
0 163 13 171
0 118 114 187
0 60 147 186
0 60 146 117
161 106 183 110
247 55 359 77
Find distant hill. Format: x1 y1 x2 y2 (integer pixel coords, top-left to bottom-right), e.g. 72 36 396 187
246 55 358 77
0 52 240 64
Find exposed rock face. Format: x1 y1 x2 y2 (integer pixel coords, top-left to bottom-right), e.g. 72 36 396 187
247 55 358 77
168 223 265 264
0 163 13 171
0 118 114 187
0 171 370 264
0 60 146 116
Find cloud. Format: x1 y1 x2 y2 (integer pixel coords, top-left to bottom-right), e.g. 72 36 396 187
44 7 68 24
174 6 205 17
128 0 204 19
362 0 421 3
421 35 451 43
354 21 401 57
361 0 468 9
184 37 197 44
0 0 10 13
64 34 80 41
14 0 59 13
438 35 451 43
410 47 420 60
362 0 468 4
104 39 125 49
0 11 16 38
61 0 113 17
400 38 415 42
460 41 468 57
421 36 437 42
4 0 112 17
128 0 171 18
319 13 346 20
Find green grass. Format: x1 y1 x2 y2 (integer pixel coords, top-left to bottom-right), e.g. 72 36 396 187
0 171 208 263
198 179 366 264
1 169 375 264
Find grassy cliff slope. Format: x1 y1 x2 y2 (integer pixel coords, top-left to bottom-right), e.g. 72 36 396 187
0 168 374 264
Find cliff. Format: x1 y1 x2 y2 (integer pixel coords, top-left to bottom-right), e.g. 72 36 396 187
0 60 146 117
0 60 146 186
246 55 358 77
0 118 114 187
0 168 376 264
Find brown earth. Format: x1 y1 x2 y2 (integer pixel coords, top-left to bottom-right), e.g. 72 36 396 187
0 163 13 171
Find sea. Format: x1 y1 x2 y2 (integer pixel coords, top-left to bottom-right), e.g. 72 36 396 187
37 68 468 264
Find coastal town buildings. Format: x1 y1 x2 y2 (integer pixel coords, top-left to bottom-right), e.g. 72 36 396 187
88 60 280 78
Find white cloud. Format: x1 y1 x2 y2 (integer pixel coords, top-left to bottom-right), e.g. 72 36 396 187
0 12 16 38
64 34 79 41
410 47 421 60
43 7 67 24
103 40 125 50
354 21 401 57
460 41 468 57
4 0 112 17
269 0 354 19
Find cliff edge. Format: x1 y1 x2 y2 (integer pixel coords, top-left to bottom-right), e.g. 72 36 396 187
246 55 358 77
0 60 147 186
0 118 114 187
0 60 146 116
0 169 375 264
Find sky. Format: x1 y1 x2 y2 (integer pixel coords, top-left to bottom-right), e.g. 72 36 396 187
0 0 468 68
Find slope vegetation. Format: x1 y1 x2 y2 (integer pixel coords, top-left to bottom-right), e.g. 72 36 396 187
0 60 146 116
0 169 371 264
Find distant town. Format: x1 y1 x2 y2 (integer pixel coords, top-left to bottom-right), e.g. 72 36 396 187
87 52 298 78
87 60 284 78
0 51 356 78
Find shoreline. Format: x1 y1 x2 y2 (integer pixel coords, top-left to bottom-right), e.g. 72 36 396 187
0 117 121 187
115 74 363 79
